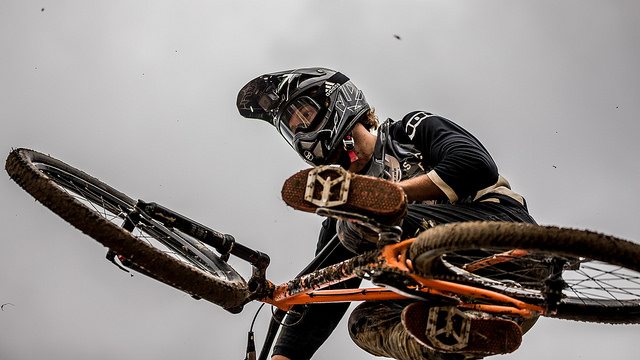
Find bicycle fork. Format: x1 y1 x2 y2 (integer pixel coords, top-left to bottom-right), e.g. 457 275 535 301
106 200 273 306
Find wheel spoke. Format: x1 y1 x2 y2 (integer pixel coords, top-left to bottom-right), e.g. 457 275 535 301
443 250 640 306
563 263 640 304
37 163 237 282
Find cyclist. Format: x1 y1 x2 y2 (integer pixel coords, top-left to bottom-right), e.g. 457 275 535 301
237 68 537 360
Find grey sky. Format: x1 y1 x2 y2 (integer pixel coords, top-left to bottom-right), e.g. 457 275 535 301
1 1 639 359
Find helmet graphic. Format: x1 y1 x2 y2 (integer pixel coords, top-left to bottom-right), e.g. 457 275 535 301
237 67 370 166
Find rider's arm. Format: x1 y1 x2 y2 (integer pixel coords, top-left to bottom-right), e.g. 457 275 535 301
397 173 446 202
394 111 499 203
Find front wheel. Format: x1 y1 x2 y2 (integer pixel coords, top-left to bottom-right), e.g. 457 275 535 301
5 148 249 311
409 221 640 324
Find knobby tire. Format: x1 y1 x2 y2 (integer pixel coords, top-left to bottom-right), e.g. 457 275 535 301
5 148 249 311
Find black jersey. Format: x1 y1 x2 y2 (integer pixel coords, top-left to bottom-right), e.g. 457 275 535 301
364 111 524 205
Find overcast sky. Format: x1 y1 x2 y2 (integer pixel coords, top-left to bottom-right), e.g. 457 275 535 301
1 1 639 359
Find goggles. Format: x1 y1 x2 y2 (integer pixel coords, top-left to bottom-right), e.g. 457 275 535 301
278 97 324 144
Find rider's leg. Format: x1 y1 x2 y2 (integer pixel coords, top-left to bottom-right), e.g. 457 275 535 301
404 196 541 336
345 197 539 359
402 194 537 238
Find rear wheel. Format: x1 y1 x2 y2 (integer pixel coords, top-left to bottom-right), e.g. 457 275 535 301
409 222 640 324
6 148 249 311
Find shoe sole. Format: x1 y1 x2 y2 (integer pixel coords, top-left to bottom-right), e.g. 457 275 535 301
281 166 407 222
402 302 522 356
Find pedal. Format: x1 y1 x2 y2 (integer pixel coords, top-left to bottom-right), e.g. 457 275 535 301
281 166 407 223
304 165 352 207
402 303 522 356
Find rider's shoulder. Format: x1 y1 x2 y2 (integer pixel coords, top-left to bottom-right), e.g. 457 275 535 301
392 111 446 128
386 111 444 141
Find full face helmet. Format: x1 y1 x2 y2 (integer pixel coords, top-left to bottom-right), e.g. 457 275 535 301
237 67 370 166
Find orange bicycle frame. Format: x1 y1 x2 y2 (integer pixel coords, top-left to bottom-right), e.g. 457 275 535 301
262 238 545 319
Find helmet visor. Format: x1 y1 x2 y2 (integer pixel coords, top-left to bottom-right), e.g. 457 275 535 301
279 97 324 143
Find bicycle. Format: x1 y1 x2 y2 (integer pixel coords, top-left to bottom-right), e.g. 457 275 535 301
6 148 640 359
